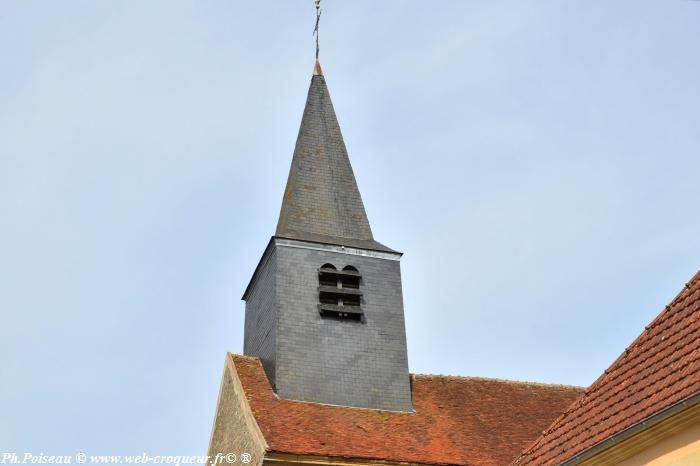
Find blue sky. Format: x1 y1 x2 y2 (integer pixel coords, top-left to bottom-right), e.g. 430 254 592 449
1 0 699 458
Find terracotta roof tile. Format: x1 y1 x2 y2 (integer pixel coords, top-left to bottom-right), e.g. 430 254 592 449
230 354 583 466
512 270 700 466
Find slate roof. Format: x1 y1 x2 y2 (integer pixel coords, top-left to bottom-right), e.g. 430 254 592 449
512 270 700 466
229 353 584 466
276 65 393 253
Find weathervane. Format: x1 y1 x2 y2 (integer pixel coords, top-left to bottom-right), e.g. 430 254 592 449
314 0 322 60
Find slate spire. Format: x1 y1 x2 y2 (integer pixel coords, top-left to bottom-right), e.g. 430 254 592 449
276 63 391 252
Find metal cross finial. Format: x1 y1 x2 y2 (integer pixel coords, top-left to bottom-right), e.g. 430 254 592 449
314 0 322 60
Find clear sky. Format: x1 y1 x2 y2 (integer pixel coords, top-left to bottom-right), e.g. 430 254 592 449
1 0 699 459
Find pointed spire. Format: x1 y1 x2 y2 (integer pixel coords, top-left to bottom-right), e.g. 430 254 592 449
313 59 323 76
276 69 392 252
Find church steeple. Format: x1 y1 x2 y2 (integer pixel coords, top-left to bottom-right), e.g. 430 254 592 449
241 61 413 412
276 64 392 252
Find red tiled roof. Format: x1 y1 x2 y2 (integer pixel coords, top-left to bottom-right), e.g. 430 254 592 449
230 354 583 466
513 270 700 466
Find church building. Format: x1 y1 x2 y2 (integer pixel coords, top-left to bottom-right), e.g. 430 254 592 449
207 61 700 466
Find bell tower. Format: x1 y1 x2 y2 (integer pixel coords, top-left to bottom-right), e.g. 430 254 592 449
242 62 413 412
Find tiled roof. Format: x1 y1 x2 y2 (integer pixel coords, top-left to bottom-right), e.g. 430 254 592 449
229 354 583 466
513 270 700 466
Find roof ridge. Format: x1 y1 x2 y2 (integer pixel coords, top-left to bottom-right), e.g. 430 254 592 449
232 358 586 391
411 373 585 390
589 310 700 394
585 272 700 390
510 269 700 466
521 379 700 464
228 352 260 361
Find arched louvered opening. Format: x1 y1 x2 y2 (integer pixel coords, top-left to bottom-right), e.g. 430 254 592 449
319 263 338 287
341 265 360 289
317 264 364 322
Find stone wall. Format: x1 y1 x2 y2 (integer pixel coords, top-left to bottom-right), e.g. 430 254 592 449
207 358 267 466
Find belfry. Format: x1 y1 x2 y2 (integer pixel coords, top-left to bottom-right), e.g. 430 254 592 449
242 60 413 412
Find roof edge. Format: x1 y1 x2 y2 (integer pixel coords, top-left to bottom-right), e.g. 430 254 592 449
225 352 270 451
206 353 269 464
265 452 462 466
274 235 401 257
411 373 585 391
586 269 700 390
556 391 700 466
226 353 269 452
512 269 700 466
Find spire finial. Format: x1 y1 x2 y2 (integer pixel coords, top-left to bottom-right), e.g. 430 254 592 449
313 0 322 61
